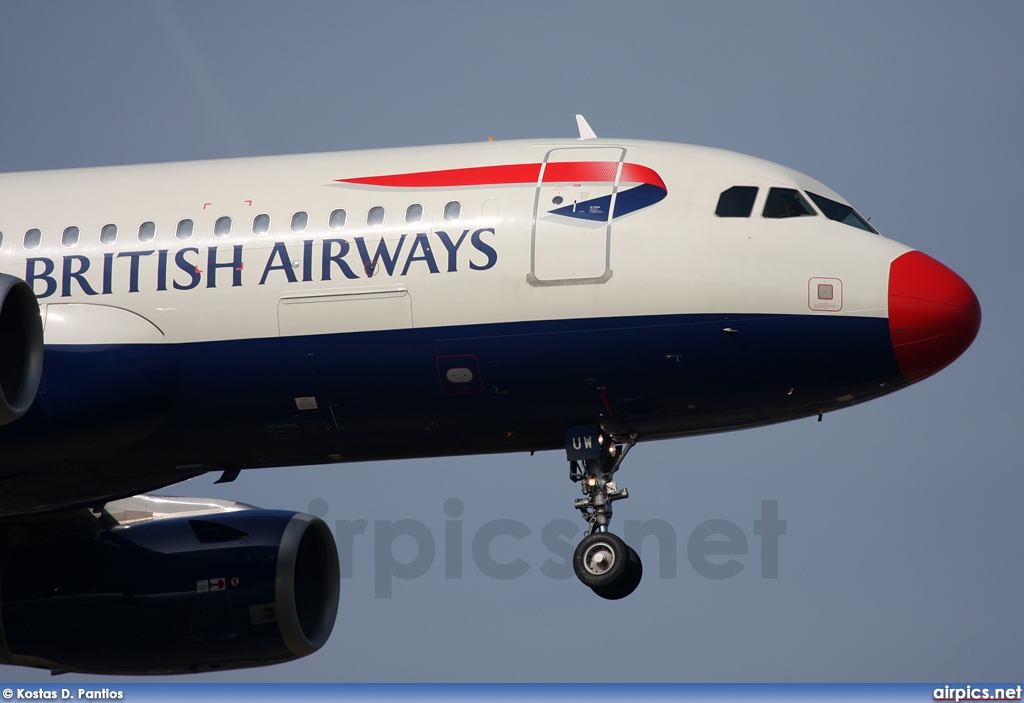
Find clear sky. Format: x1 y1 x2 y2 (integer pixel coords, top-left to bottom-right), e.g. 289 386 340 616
1 0 1021 684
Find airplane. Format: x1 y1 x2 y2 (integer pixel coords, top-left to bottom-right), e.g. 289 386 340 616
0 116 980 675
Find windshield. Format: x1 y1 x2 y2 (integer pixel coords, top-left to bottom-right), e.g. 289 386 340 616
715 186 758 217
762 188 816 219
806 191 878 233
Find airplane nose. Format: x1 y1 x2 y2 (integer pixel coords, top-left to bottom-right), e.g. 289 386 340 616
888 250 981 382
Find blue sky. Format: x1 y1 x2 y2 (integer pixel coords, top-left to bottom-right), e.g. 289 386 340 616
0 0 1021 683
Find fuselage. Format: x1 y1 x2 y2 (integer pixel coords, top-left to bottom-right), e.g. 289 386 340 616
0 138 980 515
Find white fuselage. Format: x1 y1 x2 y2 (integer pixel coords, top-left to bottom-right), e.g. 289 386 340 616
0 138 977 515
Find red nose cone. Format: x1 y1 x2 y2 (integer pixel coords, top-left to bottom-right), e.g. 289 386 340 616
888 251 981 382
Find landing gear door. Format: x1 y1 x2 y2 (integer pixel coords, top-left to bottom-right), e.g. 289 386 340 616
527 147 625 286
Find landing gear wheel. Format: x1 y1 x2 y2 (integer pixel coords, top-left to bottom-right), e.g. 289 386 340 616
564 425 644 599
573 532 627 588
591 545 643 600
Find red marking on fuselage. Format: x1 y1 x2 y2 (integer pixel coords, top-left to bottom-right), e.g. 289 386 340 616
336 161 666 192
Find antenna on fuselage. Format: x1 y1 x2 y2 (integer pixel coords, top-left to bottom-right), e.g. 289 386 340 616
576 114 597 140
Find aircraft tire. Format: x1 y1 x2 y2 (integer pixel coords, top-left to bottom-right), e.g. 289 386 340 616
573 532 628 588
591 545 643 600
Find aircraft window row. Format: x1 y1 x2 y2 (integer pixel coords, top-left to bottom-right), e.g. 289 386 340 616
7 201 467 251
715 185 876 232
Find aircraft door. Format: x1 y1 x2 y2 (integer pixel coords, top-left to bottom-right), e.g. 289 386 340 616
527 147 625 286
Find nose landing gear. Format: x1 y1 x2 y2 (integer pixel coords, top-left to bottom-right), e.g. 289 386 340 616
566 425 643 600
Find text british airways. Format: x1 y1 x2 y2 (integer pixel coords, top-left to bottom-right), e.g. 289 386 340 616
24 228 498 299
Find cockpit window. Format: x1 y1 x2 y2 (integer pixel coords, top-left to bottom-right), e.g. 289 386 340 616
806 191 878 233
715 186 758 217
763 188 816 219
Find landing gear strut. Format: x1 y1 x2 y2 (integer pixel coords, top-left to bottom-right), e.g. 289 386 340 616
566 425 643 600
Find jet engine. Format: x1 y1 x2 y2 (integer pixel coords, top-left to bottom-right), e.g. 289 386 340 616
0 500 340 675
0 274 43 426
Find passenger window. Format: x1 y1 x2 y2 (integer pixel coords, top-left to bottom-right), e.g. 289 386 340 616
367 206 385 227
406 203 423 225
443 201 462 223
252 213 270 236
715 186 758 218
24 228 41 251
762 188 816 219
62 226 80 248
176 219 194 241
329 209 347 231
138 221 156 243
100 223 118 245
215 216 232 239
806 192 878 233
291 211 308 234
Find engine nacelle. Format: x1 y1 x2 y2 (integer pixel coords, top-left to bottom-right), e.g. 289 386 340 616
0 509 339 675
0 274 43 425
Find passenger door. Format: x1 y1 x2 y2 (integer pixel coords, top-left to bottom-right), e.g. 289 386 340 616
527 147 625 286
